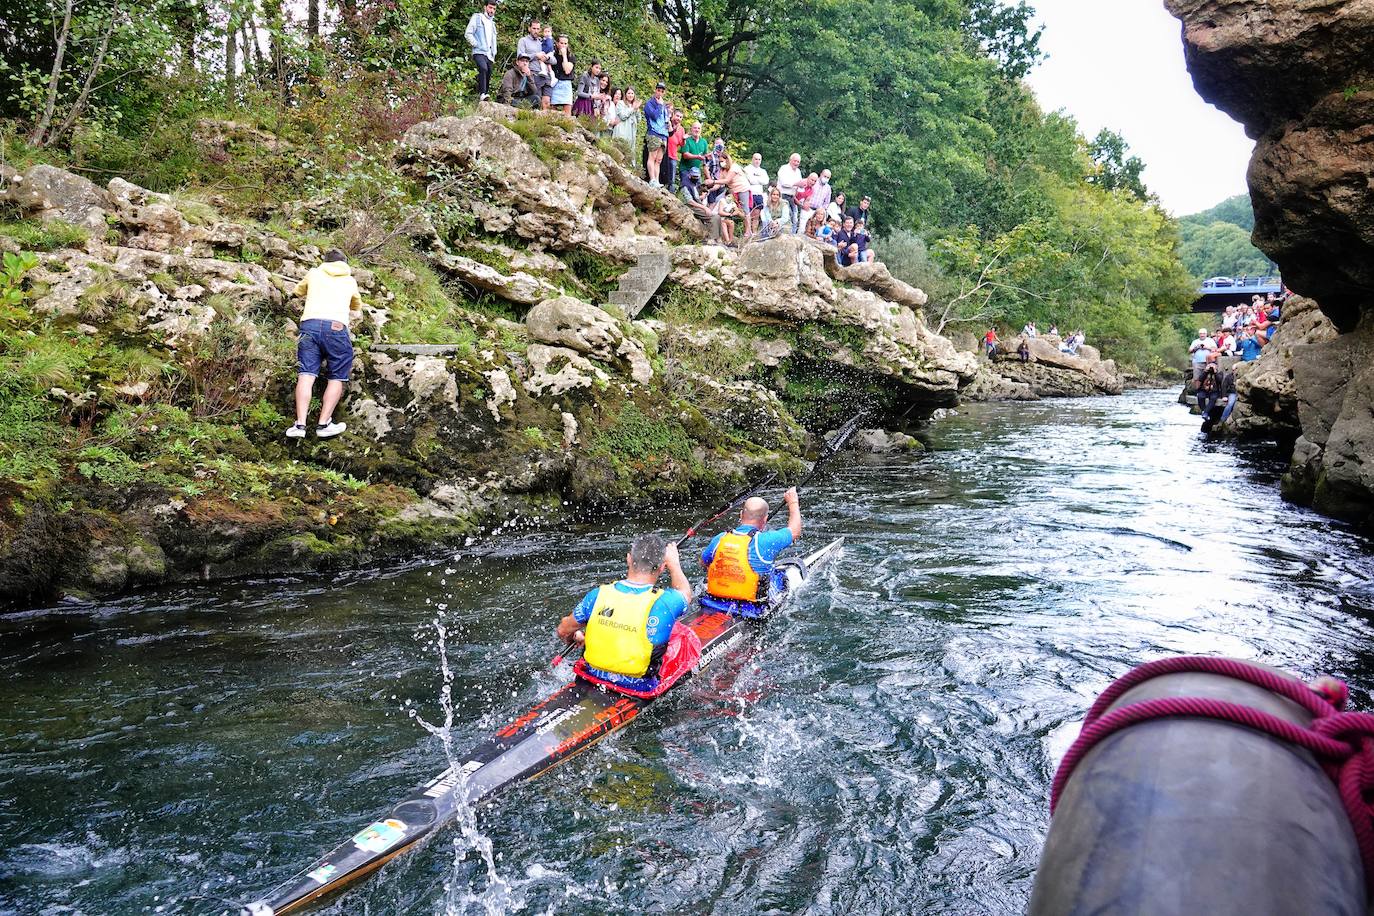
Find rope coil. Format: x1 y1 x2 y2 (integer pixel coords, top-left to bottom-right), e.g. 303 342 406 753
1050 656 1374 891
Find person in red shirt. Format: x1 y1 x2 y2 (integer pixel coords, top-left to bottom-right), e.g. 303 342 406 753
983 327 1000 359
664 110 685 194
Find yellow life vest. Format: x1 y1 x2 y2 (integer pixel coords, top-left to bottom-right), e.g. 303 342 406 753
583 584 661 678
706 531 767 602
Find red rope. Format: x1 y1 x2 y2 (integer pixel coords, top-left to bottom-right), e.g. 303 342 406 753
1050 656 1374 891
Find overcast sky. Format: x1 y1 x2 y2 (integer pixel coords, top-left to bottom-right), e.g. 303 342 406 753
1022 0 1255 217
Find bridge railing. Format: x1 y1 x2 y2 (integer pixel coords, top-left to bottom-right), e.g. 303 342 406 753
1199 275 1281 291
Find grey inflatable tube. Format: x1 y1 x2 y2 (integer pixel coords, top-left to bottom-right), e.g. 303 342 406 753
1030 666 1366 915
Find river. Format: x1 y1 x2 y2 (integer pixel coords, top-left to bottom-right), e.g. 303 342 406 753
4 388 1374 915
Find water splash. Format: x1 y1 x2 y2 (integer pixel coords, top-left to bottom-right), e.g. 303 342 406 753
408 610 514 915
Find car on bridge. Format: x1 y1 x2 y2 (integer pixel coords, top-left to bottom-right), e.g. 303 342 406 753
1204 276 1234 288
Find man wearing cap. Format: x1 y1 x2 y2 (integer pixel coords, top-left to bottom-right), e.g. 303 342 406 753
643 82 670 188
496 55 540 108
464 0 498 102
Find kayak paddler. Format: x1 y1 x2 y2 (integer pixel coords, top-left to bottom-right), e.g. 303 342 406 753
700 486 801 613
556 534 693 690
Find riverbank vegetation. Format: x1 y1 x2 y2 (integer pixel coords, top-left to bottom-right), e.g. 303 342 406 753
1177 194 1274 281
2 0 1194 361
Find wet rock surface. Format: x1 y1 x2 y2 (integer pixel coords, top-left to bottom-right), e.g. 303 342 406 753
1165 1 1374 524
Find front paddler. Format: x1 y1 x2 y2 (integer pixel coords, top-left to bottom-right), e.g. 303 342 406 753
557 534 693 691
700 486 801 613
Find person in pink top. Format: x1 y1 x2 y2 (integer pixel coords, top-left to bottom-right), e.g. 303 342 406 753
714 152 756 239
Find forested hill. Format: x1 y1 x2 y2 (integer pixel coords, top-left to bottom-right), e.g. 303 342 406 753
1177 193 1273 280
2 0 1194 361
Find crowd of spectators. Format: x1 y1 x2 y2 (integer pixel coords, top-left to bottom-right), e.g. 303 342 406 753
469 10 885 260
1187 292 1286 383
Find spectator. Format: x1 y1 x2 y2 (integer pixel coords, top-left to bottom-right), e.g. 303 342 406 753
573 61 602 117
1237 327 1263 361
685 190 735 246
759 186 787 239
810 169 833 229
550 34 576 115
794 173 818 229
1188 328 1216 382
518 20 550 85
804 208 825 239
744 153 769 214
594 74 612 132
818 217 838 245
1021 321 1037 338
852 219 876 263
288 249 359 440
984 327 1000 359
833 215 856 259
714 152 755 239
680 121 708 201
541 24 554 59
664 110 685 193
610 87 640 166
846 195 873 232
1201 364 1238 433
776 153 803 234
464 0 498 102
827 192 846 224
1018 338 1030 362
1048 323 1059 336
643 82 670 188
1060 329 1084 355
839 241 862 267
496 56 540 108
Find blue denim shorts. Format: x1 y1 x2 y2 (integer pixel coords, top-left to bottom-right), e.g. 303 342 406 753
297 318 354 381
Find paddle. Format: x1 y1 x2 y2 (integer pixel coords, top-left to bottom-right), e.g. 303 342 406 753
549 411 865 668
794 410 865 490
550 474 772 668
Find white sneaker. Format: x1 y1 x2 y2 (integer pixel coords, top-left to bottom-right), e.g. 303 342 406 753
285 423 307 439
316 421 346 439
648 180 661 189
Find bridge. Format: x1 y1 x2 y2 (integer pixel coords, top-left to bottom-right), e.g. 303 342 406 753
1191 275 1283 312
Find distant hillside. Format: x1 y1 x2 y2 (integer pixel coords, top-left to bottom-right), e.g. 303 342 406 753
1177 194 1272 280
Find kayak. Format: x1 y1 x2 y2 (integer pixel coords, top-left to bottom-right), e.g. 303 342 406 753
244 536 845 915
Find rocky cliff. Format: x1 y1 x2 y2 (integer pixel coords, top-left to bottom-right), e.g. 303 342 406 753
1166 0 1374 526
0 105 977 605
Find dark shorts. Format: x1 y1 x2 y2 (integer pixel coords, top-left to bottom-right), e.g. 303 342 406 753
751 193 763 211
298 318 354 381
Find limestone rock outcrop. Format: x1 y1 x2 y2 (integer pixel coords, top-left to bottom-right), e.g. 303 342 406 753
1166 0 1374 523
1164 0 1374 332
982 335 1123 398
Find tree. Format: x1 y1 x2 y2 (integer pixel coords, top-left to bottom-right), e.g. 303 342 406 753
1087 128 1148 200
962 0 1044 81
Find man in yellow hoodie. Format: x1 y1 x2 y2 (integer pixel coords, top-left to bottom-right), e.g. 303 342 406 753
288 249 361 439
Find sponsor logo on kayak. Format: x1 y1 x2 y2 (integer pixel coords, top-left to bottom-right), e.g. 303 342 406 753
698 629 745 669
352 818 408 854
535 705 581 737
423 759 484 798
552 697 638 757
495 683 574 738
306 863 338 885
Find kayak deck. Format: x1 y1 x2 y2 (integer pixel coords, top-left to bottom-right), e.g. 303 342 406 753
245 536 843 915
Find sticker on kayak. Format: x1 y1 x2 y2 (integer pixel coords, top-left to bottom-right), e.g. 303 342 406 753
352 818 407 854
307 863 338 884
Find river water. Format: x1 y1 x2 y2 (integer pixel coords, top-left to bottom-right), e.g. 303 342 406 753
5 388 1374 916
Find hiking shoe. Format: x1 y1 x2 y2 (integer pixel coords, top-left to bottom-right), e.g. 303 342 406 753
285 423 307 439
316 421 346 439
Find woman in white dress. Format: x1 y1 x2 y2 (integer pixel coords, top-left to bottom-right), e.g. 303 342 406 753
611 86 640 167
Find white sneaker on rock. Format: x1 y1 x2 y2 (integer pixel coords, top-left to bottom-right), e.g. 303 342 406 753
285 423 306 439
316 421 346 439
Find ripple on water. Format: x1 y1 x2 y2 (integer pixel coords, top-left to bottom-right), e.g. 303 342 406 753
5 391 1374 914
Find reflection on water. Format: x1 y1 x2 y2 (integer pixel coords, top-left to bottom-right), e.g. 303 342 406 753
3 389 1374 915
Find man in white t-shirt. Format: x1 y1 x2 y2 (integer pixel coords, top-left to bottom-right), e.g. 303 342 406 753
743 153 769 213
775 153 803 234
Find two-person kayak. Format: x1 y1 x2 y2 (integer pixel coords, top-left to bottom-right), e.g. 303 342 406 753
244 535 845 915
